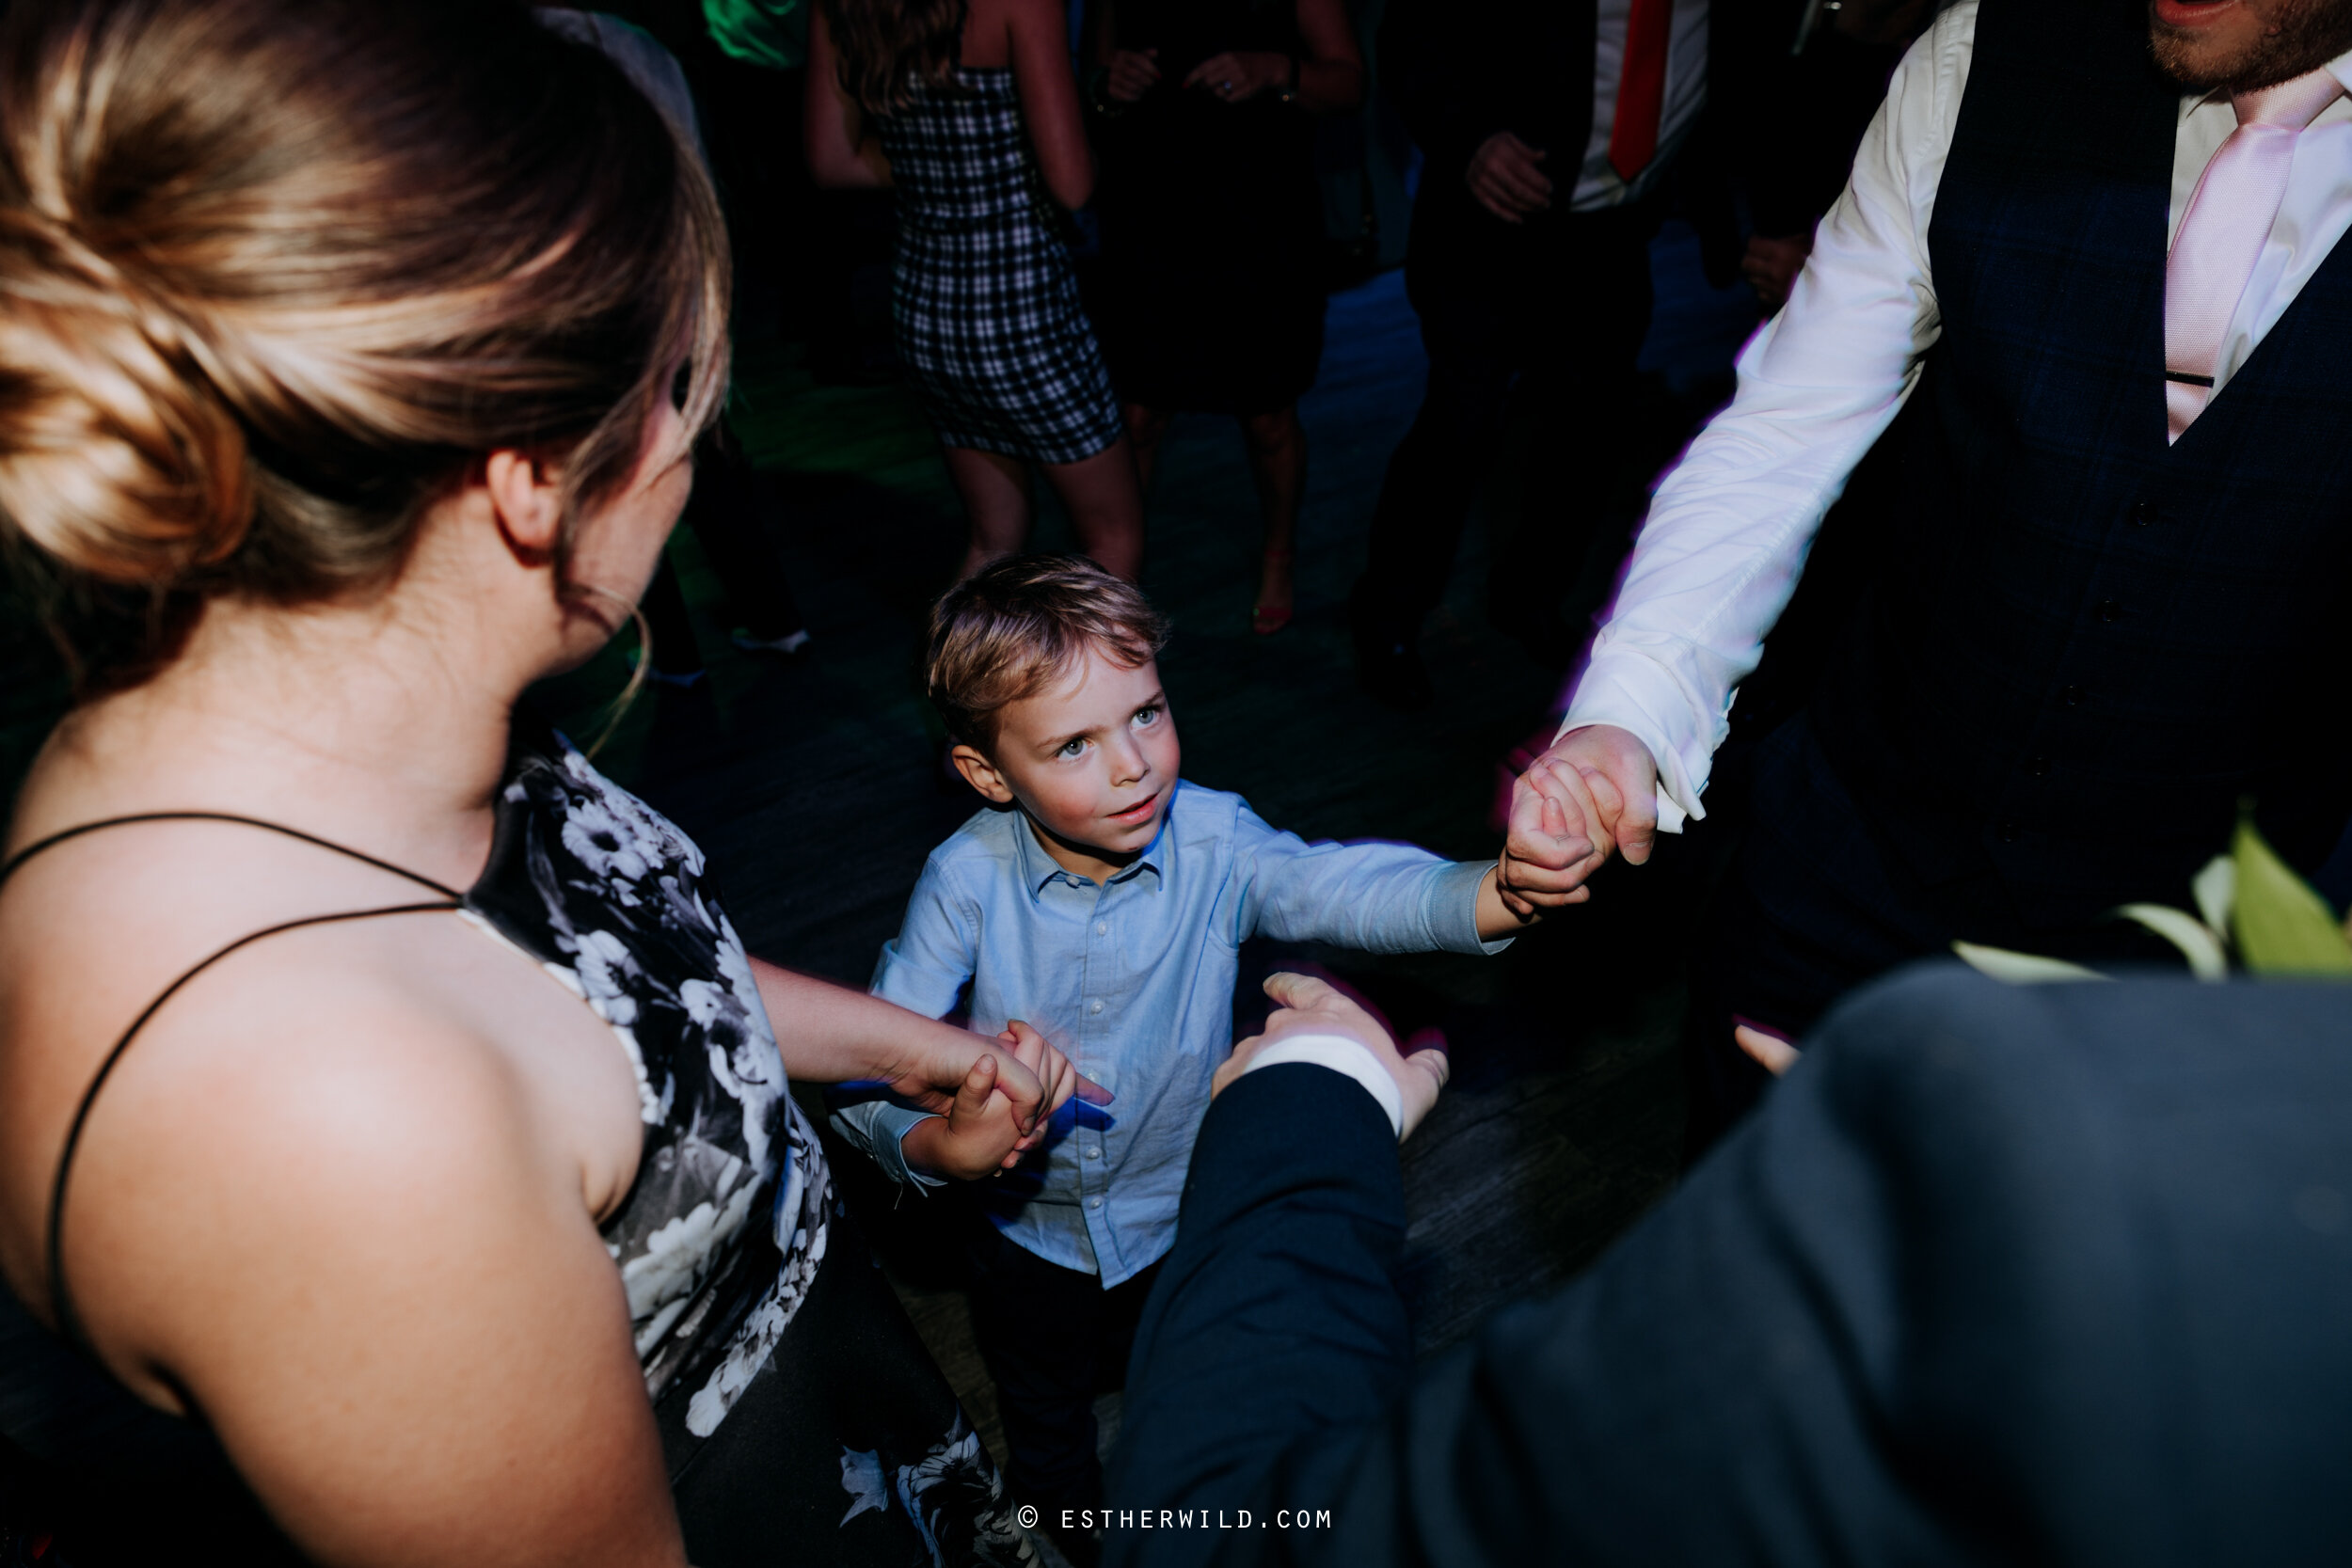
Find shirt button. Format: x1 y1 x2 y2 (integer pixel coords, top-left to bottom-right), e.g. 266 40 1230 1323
2132 500 2159 526
2061 684 2087 707
1085 1146 1102 1160
1089 1196 1104 1210
1089 998 1104 1015
1096 922 1107 937
2096 599 2122 624
1997 820 2022 844
2025 755 2051 779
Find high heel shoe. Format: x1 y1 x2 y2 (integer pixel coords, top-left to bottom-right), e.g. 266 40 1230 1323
1251 546 1295 636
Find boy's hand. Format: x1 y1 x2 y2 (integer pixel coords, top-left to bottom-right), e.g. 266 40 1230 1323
901 1054 1037 1180
894 1048 1073 1184
901 1021 1108 1179
886 1022 1109 1138
1498 723 1660 915
995 1021 1079 1162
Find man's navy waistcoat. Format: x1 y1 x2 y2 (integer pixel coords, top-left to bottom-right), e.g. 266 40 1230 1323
1810 0 2352 927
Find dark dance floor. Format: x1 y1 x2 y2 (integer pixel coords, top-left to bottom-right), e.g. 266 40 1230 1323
0 232 1762 1473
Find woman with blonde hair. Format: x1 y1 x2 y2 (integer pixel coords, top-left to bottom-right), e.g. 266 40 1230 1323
0 2 1085 1562
806 0 1146 583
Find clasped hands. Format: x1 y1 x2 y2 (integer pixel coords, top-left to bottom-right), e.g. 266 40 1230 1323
894 1022 1112 1181
1495 722 1660 919
1101 47 1290 105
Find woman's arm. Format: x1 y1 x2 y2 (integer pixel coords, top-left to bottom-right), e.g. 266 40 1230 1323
804 7 893 188
749 956 1095 1129
1005 0 1095 208
67 990 687 1567
1181 0 1364 115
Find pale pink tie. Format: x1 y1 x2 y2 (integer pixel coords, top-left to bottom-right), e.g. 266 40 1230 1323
2166 69 2344 441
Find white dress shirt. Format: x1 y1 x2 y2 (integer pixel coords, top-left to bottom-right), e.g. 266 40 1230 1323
1572 0 1712 211
1561 0 2352 830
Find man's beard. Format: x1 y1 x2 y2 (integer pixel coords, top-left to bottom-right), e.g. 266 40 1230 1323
2151 0 2352 91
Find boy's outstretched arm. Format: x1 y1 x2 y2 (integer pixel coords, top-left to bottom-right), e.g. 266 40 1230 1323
1232 802 1521 958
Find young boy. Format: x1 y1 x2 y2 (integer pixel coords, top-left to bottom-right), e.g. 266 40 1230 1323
832 556 1524 1545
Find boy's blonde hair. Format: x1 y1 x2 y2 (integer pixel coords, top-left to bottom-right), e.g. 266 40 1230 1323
926 555 1170 749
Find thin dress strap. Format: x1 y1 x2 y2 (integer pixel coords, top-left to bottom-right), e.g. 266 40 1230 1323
1 814 469 1351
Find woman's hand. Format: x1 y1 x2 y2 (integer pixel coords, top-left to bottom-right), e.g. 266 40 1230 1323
1215 973 1451 1139
1184 50 1291 103
1105 46 1160 103
899 1022 1099 1180
883 1018 1107 1154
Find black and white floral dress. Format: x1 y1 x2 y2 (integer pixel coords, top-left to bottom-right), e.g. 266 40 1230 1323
0 719 1030 1568
468 723 1032 1565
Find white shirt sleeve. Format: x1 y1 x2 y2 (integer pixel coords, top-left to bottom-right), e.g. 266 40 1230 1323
1558 1 1979 832
1240 1035 1406 1138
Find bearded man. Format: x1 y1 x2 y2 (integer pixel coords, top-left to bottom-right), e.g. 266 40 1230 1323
1501 0 2352 1141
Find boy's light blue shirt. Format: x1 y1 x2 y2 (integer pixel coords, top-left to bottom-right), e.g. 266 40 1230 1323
830 779 1509 1287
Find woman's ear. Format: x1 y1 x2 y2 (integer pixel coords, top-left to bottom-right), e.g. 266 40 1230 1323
950 743 1017 804
484 450 564 564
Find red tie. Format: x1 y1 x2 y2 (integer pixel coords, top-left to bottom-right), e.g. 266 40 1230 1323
1610 0 1673 182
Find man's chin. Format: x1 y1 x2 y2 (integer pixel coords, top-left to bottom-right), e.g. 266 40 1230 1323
2150 0 2352 92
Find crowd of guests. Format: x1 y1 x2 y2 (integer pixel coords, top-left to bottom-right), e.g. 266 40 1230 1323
8 1 2352 1567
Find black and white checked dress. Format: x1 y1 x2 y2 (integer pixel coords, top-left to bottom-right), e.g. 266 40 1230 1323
875 67 1124 465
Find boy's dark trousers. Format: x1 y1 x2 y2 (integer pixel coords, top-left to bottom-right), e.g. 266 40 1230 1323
961 1213 1161 1513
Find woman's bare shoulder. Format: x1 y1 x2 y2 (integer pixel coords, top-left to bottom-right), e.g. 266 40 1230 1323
24 932 569 1376
30 945 682 1564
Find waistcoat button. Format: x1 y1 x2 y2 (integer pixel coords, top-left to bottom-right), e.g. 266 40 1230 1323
2097 599 2122 623
1996 820 2021 844
2025 755 2050 778
2062 684 2087 706
2132 500 2159 526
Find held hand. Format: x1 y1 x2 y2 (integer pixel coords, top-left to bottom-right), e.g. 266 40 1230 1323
888 1024 1108 1133
1497 723 1659 911
1184 50 1288 103
993 1020 1103 1169
1214 973 1451 1139
1465 131 1552 225
905 1054 1037 1181
1741 232 1813 312
1105 47 1160 103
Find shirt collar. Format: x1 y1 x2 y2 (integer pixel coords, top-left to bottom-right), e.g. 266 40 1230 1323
2185 50 2352 109
1010 784 1176 900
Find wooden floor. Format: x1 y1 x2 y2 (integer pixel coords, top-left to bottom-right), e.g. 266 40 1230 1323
0 229 1764 1476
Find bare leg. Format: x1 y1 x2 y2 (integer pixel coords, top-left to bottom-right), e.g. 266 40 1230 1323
1123 403 1175 496
945 446 1035 580
1239 405 1306 632
1040 436 1147 582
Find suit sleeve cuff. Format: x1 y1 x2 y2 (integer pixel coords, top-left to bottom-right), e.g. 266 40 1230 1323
1242 1035 1405 1137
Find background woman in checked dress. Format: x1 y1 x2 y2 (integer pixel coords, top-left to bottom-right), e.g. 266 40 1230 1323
808 0 1146 582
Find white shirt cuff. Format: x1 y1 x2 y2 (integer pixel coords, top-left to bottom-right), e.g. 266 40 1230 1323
1241 1034 1405 1138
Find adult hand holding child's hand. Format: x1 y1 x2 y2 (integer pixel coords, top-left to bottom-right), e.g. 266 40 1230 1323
1498 723 1661 916
892 1022 1112 1180
1216 973 1451 1139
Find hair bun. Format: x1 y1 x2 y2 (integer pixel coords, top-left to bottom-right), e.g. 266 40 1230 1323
0 208 253 586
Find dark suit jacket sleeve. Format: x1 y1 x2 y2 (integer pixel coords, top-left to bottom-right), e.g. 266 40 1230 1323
1107 970 2352 1568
